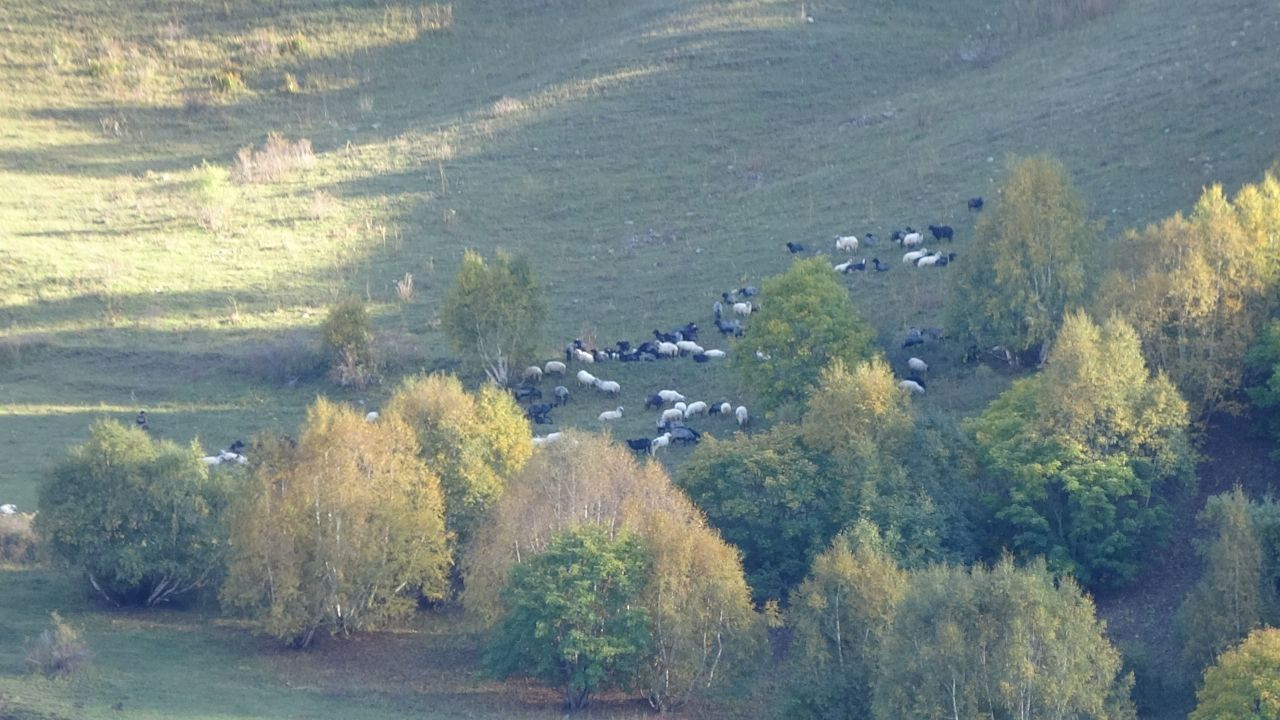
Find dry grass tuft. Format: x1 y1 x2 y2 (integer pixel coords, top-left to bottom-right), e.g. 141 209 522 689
233 133 316 183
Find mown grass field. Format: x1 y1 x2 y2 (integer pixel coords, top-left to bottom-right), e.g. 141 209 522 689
2 0 1279 716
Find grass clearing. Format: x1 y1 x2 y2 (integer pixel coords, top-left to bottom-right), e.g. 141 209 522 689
1 0 1278 716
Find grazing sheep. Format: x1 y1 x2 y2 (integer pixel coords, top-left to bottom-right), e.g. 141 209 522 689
834 259 856 273
717 401 732 417
513 386 542 402
908 357 928 373
685 401 708 418
713 300 724 319
593 378 621 396
786 241 806 253
625 438 652 453
703 349 726 359
650 432 672 454
733 302 753 317
693 352 710 364
657 341 679 358
902 232 923 248
661 407 686 424
902 327 925 348
734 405 749 428
968 197 984 211
531 432 564 448
527 403 555 424
573 347 595 364
644 393 664 410
544 360 566 376
835 235 859 252
899 379 925 394
669 426 701 444
522 366 543 383
674 402 688 416
0 503 16 515
577 369 597 387
201 456 222 466
598 406 625 421
364 411 379 422
657 389 686 404
928 224 954 242
715 317 744 336
903 248 930 264
554 385 570 405
676 340 701 355
873 257 890 272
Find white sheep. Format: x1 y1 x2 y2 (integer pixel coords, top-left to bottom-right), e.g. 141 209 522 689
703 349 726 359
718 401 732 417
522 366 543 383
531 432 564 448
903 248 929 264
835 235 859 252
217 450 249 465
733 302 753 317
577 369 597 387
899 379 925 394
364 411 379 422
657 341 679 358
908 357 928 373
834 260 855 273
685 401 708 418
573 347 595 364
650 432 672 454
661 407 685 424
201 455 223 466
598 406 624 421
676 340 702 355
915 252 941 267
0 503 17 515
735 405 749 428
657 389 685 404
674 401 688 415
544 360 567 376
593 378 621 395
902 232 923 248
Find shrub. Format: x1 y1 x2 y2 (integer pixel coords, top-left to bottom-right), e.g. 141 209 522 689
191 161 236 231
321 297 378 388
232 133 315 183
24 612 90 678
0 513 41 565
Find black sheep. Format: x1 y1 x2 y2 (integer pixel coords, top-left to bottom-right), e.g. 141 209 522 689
644 393 664 410
625 438 652 453
872 258 890 272
928 224 954 242
968 197 984 211
785 241 805 254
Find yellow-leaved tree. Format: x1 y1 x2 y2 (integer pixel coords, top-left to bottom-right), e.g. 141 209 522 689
220 398 450 648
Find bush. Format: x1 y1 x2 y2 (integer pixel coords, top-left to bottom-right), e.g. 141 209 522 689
191 161 237 231
321 297 378 388
0 513 41 565
231 133 315 183
24 612 90 678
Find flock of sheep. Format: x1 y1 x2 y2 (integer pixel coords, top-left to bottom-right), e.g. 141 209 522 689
510 210 975 453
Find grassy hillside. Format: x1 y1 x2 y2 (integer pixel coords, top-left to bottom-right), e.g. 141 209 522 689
1 0 1278 716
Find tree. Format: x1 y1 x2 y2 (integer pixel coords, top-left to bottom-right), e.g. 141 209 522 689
874 557 1135 720
947 154 1098 360
485 524 651 711
440 249 546 386
732 257 876 410
676 425 831 601
35 420 229 607
1190 627 1280 720
1246 317 1280 455
786 522 907 720
220 399 450 647
385 373 531 552
971 311 1196 587
321 295 377 388
463 432 762 709
1181 488 1265 671
1098 174 1280 419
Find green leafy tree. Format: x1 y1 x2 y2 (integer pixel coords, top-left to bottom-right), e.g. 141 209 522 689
1100 174 1280 419
36 420 230 607
484 524 651 711
947 154 1098 360
676 425 830 601
786 522 908 720
220 399 449 647
441 249 546 386
1181 488 1265 671
1246 317 1280 455
733 257 875 410
1190 627 1280 720
464 432 763 709
874 557 1135 720
321 295 377 388
971 311 1196 587
385 373 531 551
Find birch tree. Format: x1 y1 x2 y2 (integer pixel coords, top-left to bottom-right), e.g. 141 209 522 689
441 249 546 386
